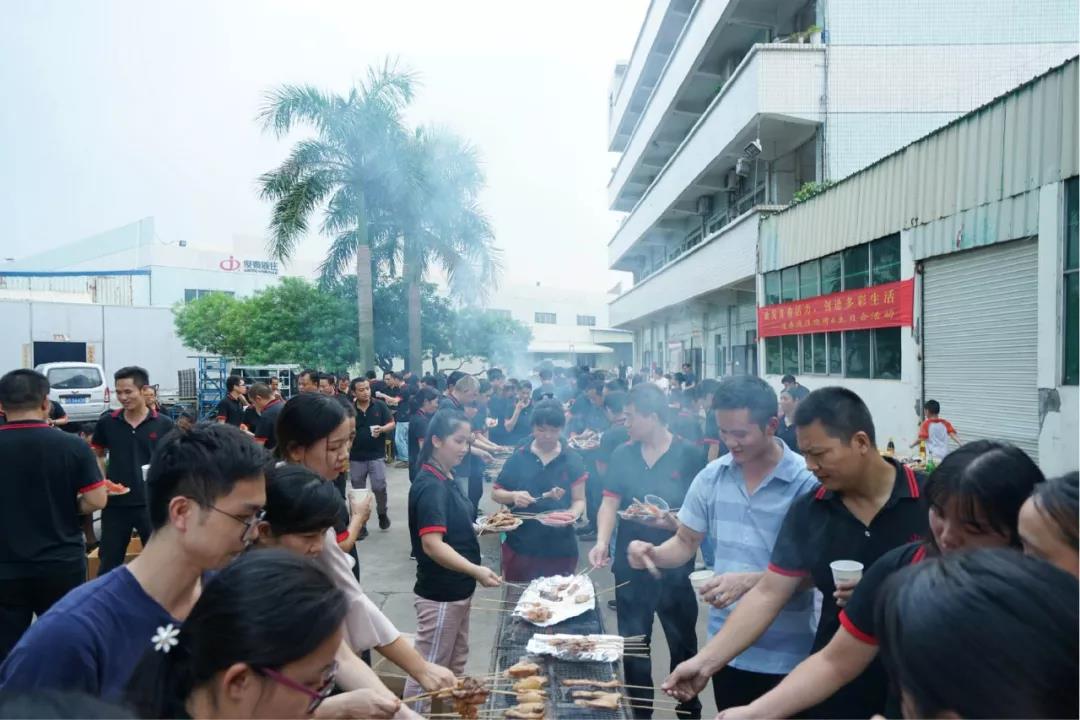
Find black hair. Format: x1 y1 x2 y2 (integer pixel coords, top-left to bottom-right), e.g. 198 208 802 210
519 380 533 391
178 412 196 423
627 383 669 426
478 380 492 395
299 368 317 380
876 549 1078 719
924 398 941 415
793 386 876 445
538 368 553 381
147 424 270 530
780 374 796 384
531 399 566 429
365 370 376 380
225 375 243 393
416 409 471 469
694 378 721 401
447 370 466 388
1030 471 1079 550
247 382 272 401
924 440 1044 547
126 550 347 719
583 380 603 396
317 373 336 386
114 366 149 389
410 387 441 415
0 369 49 413
387 371 401 381
487 368 505 382
604 378 628 393
711 376 778 428
0 691 134 719
262 463 345 536
780 384 810 403
350 376 370 393
273 393 349 460
603 390 627 414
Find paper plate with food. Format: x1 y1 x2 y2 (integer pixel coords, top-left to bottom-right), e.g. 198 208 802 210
568 431 601 451
475 508 523 534
617 495 676 526
104 479 131 496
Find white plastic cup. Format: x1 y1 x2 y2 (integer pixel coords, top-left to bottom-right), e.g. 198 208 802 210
830 560 864 586
141 464 151 483
370 426 379 437
689 570 715 600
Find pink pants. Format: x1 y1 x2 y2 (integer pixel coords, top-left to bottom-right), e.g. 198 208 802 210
402 595 472 711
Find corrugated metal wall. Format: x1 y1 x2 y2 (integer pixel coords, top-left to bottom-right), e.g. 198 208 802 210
760 58 1079 271
0 275 138 305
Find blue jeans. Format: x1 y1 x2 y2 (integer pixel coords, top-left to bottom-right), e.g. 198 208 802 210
395 422 409 462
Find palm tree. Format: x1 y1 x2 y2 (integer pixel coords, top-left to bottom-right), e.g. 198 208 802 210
391 127 502 371
257 61 416 372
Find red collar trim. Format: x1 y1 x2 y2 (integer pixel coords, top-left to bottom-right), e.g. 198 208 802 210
903 464 919 498
912 545 929 564
420 463 449 481
110 409 123 418
0 421 50 430
266 398 284 409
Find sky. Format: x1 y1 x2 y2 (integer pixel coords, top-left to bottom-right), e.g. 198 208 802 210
0 0 647 294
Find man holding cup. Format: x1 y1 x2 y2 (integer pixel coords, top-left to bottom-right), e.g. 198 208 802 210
626 377 818 711
663 387 928 718
349 377 395 532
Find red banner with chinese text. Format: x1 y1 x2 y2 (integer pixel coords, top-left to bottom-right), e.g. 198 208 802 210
757 279 914 338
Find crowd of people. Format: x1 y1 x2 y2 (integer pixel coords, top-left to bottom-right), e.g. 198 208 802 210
0 360 1076 719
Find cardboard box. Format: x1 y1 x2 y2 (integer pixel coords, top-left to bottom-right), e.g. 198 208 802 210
86 534 143 580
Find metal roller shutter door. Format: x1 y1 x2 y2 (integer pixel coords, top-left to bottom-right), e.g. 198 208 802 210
923 238 1040 460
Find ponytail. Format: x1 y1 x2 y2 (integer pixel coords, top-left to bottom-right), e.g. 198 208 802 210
416 409 469 470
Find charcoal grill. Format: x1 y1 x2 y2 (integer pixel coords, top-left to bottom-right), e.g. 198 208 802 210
487 585 630 719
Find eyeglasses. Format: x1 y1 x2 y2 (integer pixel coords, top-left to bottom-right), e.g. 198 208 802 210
205 505 266 544
258 660 338 713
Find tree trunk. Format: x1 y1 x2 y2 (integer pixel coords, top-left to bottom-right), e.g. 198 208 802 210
403 243 423 373
354 194 376 373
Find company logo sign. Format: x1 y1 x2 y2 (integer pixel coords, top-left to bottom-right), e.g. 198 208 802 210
219 256 278 275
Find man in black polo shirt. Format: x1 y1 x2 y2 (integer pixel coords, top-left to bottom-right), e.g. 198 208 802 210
0 370 107 662
588 384 705 720
249 383 284 451
319 373 355 413
663 387 927 718
92 366 176 575
215 375 246 427
349 377 395 531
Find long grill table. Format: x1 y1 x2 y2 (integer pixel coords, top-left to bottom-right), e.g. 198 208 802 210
487 585 631 719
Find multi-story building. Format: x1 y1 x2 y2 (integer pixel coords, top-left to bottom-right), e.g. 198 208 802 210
605 0 1079 379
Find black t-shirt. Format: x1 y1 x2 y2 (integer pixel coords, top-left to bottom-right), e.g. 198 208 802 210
215 396 246 427
703 412 730 456
503 402 534 445
91 409 175 507
394 386 413 423
532 383 556 402
494 443 587 558
669 410 703 445
768 460 927 719
241 405 260 432
0 422 103 577
604 436 706 572
350 401 393 461
409 463 481 601
253 399 284 451
49 401 67 422
408 411 432 481
596 425 630 469
776 417 800 455
470 403 489 433
488 395 510 444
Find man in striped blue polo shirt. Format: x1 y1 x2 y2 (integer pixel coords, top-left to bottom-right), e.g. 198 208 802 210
626 375 817 711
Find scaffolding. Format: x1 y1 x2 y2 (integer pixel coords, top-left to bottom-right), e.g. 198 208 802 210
195 356 229 420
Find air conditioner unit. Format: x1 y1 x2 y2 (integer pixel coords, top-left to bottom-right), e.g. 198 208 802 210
696 195 714 217
735 157 752 177
722 171 739 191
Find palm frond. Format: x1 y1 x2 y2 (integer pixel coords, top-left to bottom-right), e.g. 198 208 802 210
265 170 333 262
257 84 338 138
317 229 363 285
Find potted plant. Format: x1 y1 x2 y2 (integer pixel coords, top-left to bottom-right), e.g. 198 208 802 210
807 24 823 44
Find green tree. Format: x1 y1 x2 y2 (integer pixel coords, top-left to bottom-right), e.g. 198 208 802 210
257 61 416 372
172 292 248 357
449 307 531 370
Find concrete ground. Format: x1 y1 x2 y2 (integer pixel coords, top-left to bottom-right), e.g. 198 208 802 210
357 464 719 718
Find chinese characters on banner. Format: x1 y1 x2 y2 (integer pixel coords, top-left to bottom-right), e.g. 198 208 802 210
757 278 915 338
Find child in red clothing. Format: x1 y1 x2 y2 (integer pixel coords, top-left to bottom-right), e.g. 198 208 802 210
911 399 961 462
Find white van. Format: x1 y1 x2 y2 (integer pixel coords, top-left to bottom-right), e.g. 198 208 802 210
35 362 111 422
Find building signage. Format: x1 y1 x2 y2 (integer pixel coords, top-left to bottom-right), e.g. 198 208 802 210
757 278 914 338
218 256 279 275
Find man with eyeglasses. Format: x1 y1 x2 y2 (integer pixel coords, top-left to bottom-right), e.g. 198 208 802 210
0 423 268 702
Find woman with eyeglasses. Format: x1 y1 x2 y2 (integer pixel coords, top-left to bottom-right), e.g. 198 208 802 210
127 550 346 719
274 395 455 709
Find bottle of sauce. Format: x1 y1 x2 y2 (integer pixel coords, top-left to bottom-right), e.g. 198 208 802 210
885 439 896 457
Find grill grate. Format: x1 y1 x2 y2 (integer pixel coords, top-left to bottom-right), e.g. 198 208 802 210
487 586 629 719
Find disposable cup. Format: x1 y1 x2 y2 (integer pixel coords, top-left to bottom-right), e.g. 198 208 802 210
689 570 715 599
830 559 864 586
348 488 373 505
141 464 151 483
370 427 379 437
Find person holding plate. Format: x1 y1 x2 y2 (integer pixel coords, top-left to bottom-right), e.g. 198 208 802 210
492 399 588 582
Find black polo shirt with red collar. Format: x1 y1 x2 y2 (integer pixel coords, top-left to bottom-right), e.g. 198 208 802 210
767 459 927 719
408 463 481 602
0 421 104 578
253 398 285 451
494 442 587 558
350 400 393 461
91 408 175 507
215 395 245 427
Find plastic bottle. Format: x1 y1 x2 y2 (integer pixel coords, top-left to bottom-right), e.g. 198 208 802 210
918 440 927 463
885 439 896 457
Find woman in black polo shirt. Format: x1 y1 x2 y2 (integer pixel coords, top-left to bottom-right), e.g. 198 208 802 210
717 440 1044 720
405 410 501 706
491 399 587 581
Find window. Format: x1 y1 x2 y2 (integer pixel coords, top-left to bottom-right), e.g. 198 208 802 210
812 333 827 374
489 308 512 319
576 315 597 327
765 337 781 375
871 234 901 285
184 289 234 303
844 330 871 378
872 328 902 379
534 312 556 324
827 331 843 374
1065 176 1079 385
798 260 820 299
781 267 799 303
781 335 799 375
715 333 727 376
764 272 781 306
821 254 842 294
800 335 812 374
842 245 869 290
